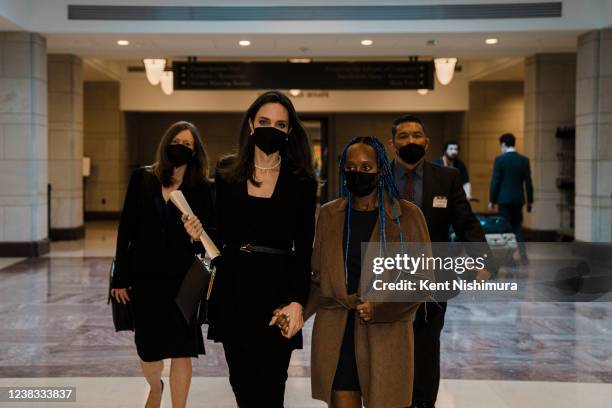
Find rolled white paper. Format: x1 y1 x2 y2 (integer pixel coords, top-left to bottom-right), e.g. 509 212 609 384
169 190 221 259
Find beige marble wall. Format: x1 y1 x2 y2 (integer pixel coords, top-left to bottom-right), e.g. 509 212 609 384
524 53 576 233
575 29 612 242
465 81 524 214
48 54 83 233
83 82 128 214
0 32 48 245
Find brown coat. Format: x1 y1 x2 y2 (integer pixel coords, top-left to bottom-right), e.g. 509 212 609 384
305 196 433 408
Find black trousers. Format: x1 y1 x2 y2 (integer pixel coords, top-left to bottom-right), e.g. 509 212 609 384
222 341 292 408
412 302 447 405
498 204 528 260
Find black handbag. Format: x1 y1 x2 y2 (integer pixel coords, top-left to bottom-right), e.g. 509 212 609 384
108 258 134 332
175 255 215 326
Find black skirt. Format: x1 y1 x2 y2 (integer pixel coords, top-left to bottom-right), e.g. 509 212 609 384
332 311 360 391
131 279 205 362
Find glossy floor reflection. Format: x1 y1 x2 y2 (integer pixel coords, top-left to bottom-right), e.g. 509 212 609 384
2 254 612 381
1 222 611 405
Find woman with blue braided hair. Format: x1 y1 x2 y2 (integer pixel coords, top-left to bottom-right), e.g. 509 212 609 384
304 136 433 408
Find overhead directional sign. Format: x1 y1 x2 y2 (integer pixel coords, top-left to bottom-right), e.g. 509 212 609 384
173 61 434 90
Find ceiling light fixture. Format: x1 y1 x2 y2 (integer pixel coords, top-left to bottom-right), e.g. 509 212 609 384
288 89 302 96
117 40 129 46
143 58 167 86
238 40 251 47
485 38 498 45
289 58 312 63
417 89 429 96
434 58 457 86
160 71 174 95
361 39 373 46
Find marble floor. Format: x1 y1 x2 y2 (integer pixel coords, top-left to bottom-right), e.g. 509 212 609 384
1 222 611 407
0 378 611 408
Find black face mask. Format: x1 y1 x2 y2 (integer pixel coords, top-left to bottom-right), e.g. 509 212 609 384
166 144 194 167
398 143 426 165
344 171 379 197
252 126 288 155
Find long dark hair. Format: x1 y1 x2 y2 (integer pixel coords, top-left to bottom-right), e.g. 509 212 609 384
219 90 315 185
151 121 209 187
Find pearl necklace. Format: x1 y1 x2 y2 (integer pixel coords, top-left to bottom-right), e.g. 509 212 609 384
254 156 281 171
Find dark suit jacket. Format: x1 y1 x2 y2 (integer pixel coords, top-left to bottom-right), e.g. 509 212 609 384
112 167 215 289
432 157 470 186
418 161 484 243
394 160 491 290
489 151 534 205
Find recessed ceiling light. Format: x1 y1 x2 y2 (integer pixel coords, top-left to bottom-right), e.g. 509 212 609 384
289 58 312 63
485 38 498 45
361 39 373 46
289 89 302 96
238 40 251 47
117 40 129 46
417 89 429 96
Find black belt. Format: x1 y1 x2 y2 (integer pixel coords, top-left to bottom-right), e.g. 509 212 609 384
225 243 293 256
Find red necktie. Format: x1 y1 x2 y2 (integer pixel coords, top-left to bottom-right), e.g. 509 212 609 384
404 171 414 203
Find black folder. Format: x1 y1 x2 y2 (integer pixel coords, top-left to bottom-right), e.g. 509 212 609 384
175 256 212 325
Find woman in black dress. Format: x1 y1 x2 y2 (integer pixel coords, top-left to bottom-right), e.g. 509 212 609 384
111 121 214 408
184 91 317 407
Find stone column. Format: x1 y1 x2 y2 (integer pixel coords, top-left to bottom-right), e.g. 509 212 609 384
575 29 612 242
84 82 128 218
48 54 84 240
523 53 576 238
0 33 48 256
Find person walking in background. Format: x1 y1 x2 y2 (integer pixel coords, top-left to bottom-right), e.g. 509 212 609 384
305 136 433 408
488 133 533 265
388 114 490 408
433 140 472 200
110 121 215 408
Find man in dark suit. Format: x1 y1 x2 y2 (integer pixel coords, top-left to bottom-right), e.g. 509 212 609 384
388 115 490 408
488 133 533 264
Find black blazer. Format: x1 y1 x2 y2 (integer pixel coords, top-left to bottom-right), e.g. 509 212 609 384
393 160 494 289
214 163 317 307
112 167 215 289
411 161 493 291
420 160 485 243
207 162 317 348
489 151 534 205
